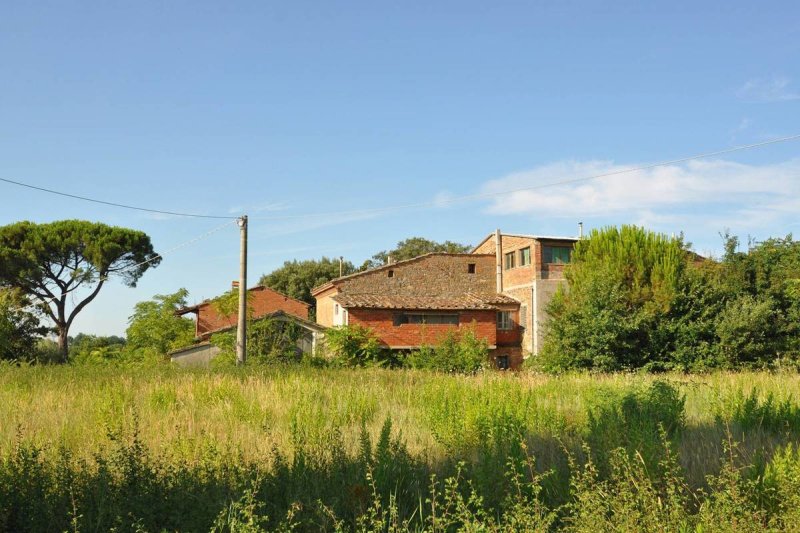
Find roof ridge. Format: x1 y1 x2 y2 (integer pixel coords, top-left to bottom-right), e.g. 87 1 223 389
311 252 495 294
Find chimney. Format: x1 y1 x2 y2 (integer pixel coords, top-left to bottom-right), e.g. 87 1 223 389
578 222 584 239
387 255 394 265
339 256 344 277
495 229 503 293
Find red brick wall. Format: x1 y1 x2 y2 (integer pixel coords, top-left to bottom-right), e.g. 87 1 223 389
196 287 309 337
348 308 498 348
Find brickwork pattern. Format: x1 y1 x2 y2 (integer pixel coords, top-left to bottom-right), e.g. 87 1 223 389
195 287 310 338
348 308 497 347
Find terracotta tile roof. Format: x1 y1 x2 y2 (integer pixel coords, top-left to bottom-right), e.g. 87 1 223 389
332 293 518 310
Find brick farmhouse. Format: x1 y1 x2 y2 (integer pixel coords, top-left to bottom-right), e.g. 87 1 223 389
312 230 577 369
177 285 310 340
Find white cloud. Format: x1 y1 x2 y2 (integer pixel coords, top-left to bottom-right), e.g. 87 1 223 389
480 158 800 233
736 77 800 102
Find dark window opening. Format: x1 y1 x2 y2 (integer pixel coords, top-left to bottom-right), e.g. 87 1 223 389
497 355 510 370
543 245 572 264
467 263 476 274
504 251 516 270
519 247 531 266
393 313 459 326
388 270 394 278
497 311 514 330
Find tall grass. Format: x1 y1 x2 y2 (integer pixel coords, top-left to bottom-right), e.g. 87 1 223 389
2 365 800 530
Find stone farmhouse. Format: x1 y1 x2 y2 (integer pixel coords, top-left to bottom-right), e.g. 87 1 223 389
313 230 578 369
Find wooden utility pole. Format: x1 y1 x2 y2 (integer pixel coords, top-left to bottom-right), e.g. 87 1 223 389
236 215 248 365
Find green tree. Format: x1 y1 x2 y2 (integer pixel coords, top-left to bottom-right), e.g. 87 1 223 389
361 237 471 270
0 288 46 362
68 333 127 366
0 220 159 362
258 257 356 306
540 225 690 372
126 289 195 358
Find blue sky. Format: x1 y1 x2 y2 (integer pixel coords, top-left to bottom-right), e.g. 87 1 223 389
1 1 799 336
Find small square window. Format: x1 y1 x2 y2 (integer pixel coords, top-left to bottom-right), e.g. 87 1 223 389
467 263 476 274
388 270 394 278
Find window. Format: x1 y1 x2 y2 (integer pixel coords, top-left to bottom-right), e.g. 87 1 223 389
543 245 572 264
496 355 510 370
388 270 394 278
519 305 527 330
343 310 348 325
519 247 531 266
334 304 339 315
393 313 459 326
497 311 513 330
467 263 476 274
504 251 516 270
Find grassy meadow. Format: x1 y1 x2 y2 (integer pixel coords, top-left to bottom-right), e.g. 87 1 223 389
3 365 800 531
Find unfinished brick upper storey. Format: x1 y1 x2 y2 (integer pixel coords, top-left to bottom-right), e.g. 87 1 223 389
178 285 310 340
472 231 578 356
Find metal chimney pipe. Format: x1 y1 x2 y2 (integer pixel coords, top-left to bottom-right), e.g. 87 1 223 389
578 222 584 239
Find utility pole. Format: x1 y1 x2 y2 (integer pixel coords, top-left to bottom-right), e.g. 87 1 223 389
236 215 248 365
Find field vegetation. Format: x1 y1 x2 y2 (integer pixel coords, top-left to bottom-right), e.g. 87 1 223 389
3 365 800 531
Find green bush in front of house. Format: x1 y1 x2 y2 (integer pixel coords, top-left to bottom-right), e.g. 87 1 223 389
323 324 390 367
406 328 489 374
210 317 308 366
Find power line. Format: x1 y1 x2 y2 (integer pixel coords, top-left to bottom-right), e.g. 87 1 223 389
2 133 799 222
0 177 238 219
248 133 800 221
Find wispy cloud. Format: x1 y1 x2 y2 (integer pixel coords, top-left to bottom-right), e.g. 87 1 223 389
480 158 800 233
736 77 800 102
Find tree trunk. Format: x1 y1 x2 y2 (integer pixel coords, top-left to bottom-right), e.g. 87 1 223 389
57 326 69 363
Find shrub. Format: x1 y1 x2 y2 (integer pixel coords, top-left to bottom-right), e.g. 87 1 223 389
586 380 685 476
406 328 488 374
715 295 778 368
210 317 309 366
323 325 386 367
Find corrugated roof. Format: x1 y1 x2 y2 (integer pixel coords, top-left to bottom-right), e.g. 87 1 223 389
332 293 519 310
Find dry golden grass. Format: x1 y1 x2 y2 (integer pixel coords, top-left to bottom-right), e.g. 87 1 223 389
2 364 799 485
